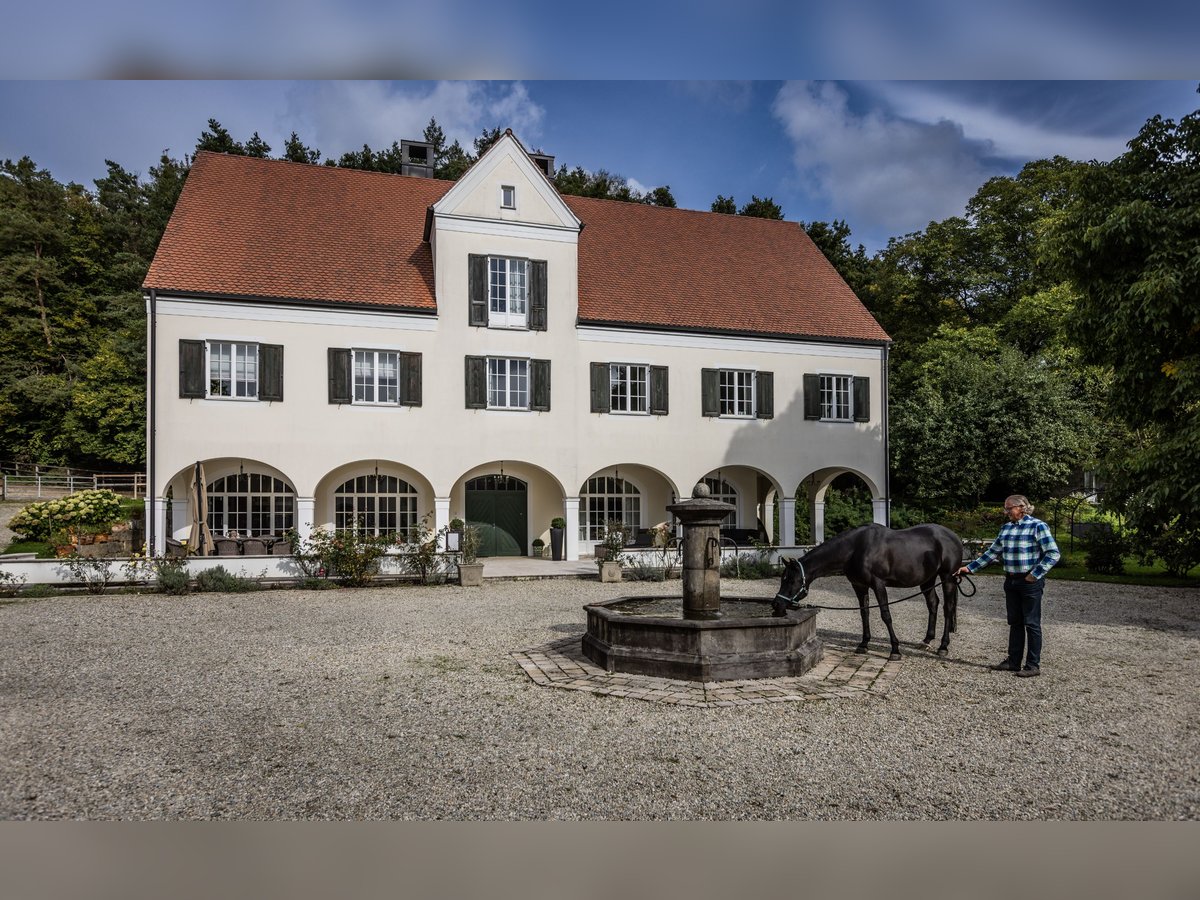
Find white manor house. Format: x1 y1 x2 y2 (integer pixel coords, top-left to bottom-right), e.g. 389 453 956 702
143 132 891 560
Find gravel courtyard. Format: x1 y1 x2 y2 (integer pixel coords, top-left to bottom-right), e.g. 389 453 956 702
1 576 1197 820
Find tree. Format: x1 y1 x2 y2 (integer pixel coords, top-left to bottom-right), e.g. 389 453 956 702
890 325 1103 510
281 131 320 165
245 132 272 158
801 219 875 300
195 119 245 155
473 126 503 157
738 195 783 219
711 195 736 214
1047 106 1200 546
423 117 447 170
644 185 677 208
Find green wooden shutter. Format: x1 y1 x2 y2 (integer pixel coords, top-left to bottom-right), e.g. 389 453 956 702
260 344 284 402
853 376 870 422
531 359 551 411
328 348 351 404
179 339 206 398
756 370 774 419
701 369 720 417
400 352 422 407
465 356 487 408
468 254 488 326
803 373 822 420
650 366 669 416
590 362 610 413
529 260 547 331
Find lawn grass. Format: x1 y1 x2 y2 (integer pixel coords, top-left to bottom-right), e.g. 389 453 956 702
2 540 56 559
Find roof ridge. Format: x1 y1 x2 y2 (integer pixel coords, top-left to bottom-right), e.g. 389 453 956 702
193 149 455 187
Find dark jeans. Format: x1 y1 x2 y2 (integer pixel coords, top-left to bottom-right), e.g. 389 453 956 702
1004 574 1044 668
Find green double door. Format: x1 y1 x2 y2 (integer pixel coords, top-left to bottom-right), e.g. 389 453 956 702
464 475 528 557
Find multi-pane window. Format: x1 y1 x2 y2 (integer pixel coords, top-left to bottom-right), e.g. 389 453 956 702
207 473 295 536
579 476 641 542
702 477 739 527
719 369 755 417
610 364 648 414
353 350 399 404
208 341 258 399
821 374 852 421
488 357 529 409
488 257 528 328
501 185 516 209
334 475 418 538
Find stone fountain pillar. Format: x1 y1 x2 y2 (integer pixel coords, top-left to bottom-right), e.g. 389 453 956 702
667 482 735 620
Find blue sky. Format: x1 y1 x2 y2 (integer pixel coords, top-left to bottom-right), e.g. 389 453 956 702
2 80 1195 252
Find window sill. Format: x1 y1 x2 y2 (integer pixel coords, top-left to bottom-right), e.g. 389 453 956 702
204 395 260 402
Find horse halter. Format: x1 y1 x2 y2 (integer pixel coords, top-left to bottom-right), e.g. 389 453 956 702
775 559 809 605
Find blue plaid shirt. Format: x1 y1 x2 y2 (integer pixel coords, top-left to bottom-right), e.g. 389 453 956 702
967 515 1061 580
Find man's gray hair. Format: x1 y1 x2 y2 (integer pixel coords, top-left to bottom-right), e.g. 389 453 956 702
1005 494 1034 515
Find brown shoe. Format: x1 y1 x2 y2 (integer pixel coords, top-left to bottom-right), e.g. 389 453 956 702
990 659 1018 671
1015 666 1040 678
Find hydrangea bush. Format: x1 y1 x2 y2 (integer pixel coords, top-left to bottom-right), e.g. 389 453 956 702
9 489 125 541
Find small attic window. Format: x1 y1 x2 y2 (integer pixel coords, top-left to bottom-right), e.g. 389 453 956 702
501 185 516 209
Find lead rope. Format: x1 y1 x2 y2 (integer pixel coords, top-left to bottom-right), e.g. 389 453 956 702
778 572 977 612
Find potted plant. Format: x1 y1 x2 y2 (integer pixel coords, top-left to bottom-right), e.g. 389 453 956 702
457 524 484 587
549 516 566 561
598 520 628 583
532 537 546 558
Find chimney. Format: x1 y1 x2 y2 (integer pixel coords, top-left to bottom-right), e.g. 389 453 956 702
401 140 434 178
529 152 555 180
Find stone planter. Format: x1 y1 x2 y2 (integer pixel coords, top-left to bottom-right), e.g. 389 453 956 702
599 560 623 583
458 562 484 587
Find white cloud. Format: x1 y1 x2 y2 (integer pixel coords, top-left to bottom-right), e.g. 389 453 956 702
625 177 650 195
867 83 1131 162
289 81 545 159
772 81 999 235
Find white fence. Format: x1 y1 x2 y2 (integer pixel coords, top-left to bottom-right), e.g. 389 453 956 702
1 472 146 500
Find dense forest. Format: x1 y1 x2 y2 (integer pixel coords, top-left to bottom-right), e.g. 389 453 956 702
2 108 1197 568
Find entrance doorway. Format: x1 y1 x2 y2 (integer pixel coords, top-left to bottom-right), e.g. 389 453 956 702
465 475 528 557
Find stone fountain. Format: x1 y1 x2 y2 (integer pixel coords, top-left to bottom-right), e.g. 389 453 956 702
582 483 823 681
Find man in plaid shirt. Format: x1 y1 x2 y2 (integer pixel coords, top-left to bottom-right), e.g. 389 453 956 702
957 494 1061 678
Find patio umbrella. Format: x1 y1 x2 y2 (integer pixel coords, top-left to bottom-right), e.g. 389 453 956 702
187 462 214 555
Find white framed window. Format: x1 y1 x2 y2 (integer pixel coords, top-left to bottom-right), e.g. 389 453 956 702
334 474 419 539
207 473 295 536
501 185 516 209
579 476 641 542
821 374 852 421
208 341 258 399
487 357 529 409
353 350 399 404
719 369 755 417
488 256 528 328
610 364 649 414
702 477 739 527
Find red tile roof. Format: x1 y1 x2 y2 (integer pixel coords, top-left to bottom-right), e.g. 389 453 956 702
145 151 889 342
564 195 888 342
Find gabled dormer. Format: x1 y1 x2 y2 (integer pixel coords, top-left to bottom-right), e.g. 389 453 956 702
431 130 581 234
428 131 582 335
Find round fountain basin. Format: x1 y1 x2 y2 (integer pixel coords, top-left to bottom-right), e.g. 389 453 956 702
582 596 822 682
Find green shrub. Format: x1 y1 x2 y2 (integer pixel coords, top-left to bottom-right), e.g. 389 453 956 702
623 557 666 582
195 565 259 593
720 552 778 580
9 489 125 541
0 570 27 597
1083 527 1130 575
156 564 191 595
1147 527 1200 578
21 583 57 598
289 525 396 587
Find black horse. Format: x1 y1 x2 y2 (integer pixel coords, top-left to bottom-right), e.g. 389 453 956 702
773 523 964 660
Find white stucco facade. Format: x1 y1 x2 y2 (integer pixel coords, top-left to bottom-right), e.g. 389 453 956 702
145 135 889 558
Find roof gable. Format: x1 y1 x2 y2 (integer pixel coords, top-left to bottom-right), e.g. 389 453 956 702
432 131 580 231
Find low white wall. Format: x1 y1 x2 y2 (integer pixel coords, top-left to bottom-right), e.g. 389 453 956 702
0 552 446 587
